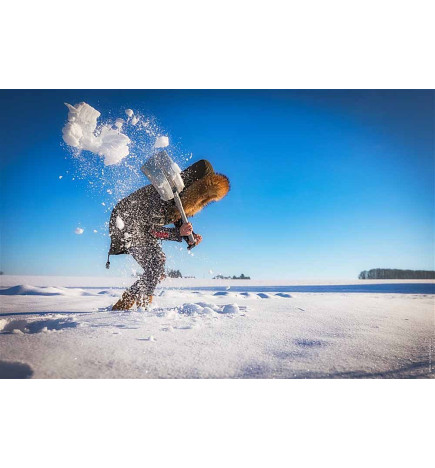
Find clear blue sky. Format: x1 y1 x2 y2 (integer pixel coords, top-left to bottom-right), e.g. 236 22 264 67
0 90 433 279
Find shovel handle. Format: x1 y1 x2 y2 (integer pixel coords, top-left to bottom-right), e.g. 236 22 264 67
173 191 197 249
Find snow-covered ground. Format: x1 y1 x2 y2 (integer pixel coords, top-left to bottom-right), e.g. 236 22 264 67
0 276 433 379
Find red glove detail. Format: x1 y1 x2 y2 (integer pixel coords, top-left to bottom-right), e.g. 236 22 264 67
151 230 170 239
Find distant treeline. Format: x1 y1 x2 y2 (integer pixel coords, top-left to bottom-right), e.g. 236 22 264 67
359 269 435 279
213 274 251 280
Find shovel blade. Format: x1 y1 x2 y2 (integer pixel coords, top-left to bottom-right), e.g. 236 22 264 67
141 151 184 200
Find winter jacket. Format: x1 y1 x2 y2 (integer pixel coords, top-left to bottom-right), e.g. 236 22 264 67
107 159 230 263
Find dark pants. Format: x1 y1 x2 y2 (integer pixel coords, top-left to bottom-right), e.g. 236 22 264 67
128 242 166 296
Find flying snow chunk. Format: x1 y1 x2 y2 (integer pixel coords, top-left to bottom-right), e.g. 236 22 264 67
114 118 124 129
154 136 169 148
116 216 125 230
59 175 63 179
125 109 134 117
75 227 84 235
62 102 131 166
93 229 98 233
131 116 139 125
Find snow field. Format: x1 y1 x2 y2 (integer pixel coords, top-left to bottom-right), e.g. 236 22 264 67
0 277 433 379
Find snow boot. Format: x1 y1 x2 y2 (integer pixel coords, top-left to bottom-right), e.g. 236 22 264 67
112 290 136 311
136 294 153 309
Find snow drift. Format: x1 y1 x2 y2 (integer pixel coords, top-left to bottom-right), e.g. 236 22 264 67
0 285 95 296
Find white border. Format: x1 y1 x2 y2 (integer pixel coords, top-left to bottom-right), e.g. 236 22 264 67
1 1 434 89
1 380 434 467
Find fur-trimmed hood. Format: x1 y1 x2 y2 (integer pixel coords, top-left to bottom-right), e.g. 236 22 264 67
168 172 230 221
181 172 230 216
165 159 230 221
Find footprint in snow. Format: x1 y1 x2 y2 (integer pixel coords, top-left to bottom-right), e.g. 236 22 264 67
196 302 221 311
0 317 78 334
294 338 327 348
137 336 156 341
239 292 259 299
275 293 293 298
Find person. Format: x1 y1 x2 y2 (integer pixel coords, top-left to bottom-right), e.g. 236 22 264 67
107 159 230 310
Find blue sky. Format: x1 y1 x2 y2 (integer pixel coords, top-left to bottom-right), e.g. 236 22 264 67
0 90 433 279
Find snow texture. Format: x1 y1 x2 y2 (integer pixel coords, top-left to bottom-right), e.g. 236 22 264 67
221 303 240 314
62 102 131 166
0 276 433 379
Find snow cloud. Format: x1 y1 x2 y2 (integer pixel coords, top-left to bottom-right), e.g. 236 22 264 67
62 102 131 166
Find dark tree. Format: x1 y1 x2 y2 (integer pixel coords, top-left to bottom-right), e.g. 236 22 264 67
167 269 182 278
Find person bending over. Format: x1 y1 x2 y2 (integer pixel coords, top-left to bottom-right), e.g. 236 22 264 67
107 159 230 310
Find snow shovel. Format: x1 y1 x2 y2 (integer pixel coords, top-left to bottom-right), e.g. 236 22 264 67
141 151 197 249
